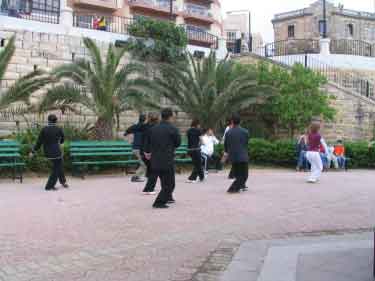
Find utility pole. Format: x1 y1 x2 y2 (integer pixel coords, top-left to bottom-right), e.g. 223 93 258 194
322 0 327 38
169 0 173 21
249 11 252 52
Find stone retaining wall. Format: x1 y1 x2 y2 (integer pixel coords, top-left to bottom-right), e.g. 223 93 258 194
234 54 375 141
0 28 191 136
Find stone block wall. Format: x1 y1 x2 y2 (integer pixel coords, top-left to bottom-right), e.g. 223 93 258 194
0 28 191 136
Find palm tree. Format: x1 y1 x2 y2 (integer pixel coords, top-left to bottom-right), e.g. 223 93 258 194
150 52 273 130
39 38 150 140
0 36 51 113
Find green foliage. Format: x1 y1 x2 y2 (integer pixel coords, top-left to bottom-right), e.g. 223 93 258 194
148 52 274 129
13 124 92 172
41 38 151 140
127 17 188 63
0 36 51 113
254 63 336 138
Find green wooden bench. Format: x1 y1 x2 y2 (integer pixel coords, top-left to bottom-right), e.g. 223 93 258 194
0 140 25 183
175 144 192 164
70 141 139 178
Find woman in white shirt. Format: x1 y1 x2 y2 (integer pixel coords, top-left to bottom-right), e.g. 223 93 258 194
201 128 221 173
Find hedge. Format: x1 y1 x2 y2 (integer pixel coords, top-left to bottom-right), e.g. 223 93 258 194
2 132 375 174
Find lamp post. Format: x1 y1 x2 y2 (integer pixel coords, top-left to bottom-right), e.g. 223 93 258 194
169 0 173 21
322 0 327 38
248 11 252 52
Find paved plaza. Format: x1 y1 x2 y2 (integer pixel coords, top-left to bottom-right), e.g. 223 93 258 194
0 169 374 281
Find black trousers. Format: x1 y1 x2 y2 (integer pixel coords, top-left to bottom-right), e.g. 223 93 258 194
153 167 175 206
228 165 234 179
143 159 157 192
46 158 66 190
188 150 204 181
228 162 248 192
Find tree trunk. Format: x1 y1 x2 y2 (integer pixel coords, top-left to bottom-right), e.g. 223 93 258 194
94 117 113 140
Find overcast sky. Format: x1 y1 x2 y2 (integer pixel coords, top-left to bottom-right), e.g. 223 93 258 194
221 0 375 42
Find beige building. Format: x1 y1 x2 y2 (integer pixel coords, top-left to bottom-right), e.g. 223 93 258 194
272 0 375 43
70 0 223 43
223 10 250 52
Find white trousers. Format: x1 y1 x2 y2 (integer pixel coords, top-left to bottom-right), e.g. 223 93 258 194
306 151 323 181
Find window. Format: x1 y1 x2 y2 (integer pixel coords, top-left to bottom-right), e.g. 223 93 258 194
227 31 236 42
319 20 326 36
288 25 295 38
347 24 354 37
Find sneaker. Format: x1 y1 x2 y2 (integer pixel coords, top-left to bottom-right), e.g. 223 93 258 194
307 178 317 183
153 204 169 209
227 189 241 194
131 176 145 183
186 179 199 183
167 199 176 204
61 183 69 188
45 187 58 191
142 191 157 195
241 187 249 192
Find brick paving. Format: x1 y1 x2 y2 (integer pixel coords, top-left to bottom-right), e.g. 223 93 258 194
0 169 374 281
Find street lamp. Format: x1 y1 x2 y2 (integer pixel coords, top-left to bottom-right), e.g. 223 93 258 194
322 0 327 38
169 0 173 21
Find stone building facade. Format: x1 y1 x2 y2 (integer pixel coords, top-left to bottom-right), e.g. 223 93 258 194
273 0 375 43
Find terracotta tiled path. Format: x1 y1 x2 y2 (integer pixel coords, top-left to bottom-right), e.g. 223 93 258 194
0 169 374 281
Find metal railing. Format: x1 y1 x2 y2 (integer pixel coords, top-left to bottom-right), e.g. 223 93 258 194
128 0 178 12
261 39 320 57
334 8 375 20
73 13 134 34
250 46 375 101
184 3 212 19
184 25 218 49
0 0 59 24
330 39 374 57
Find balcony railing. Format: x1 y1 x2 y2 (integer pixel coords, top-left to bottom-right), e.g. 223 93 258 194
184 25 218 49
73 0 117 10
73 13 133 34
0 0 59 24
184 3 212 20
72 13 218 49
128 0 178 13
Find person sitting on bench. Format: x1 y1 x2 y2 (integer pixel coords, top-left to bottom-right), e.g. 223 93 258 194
201 128 221 173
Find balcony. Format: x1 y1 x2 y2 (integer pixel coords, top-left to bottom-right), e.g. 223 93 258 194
73 0 117 10
183 3 214 24
128 0 178 15
0 0 60 23
184 25 218 49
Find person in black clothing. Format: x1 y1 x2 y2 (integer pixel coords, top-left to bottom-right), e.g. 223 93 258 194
144 108 181 209
142 112 159 195
31 114 68 191
223 114 249 193
186 119 204 183
124 114 147 182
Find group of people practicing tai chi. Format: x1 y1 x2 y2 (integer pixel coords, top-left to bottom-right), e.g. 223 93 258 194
31 108 328 208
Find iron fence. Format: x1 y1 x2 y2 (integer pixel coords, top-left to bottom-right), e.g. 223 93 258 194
330 39 374 57
262 39 320 57
184 25 218 49
73 13 134 35
0 0 59 24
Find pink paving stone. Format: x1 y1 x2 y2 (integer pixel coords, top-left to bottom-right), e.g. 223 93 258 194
0 169 374 281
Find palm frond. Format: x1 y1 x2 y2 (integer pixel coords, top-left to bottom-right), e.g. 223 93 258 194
0 35 15 81
0 70 52 110
39 83 94 114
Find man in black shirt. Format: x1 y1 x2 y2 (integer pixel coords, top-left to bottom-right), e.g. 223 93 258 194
142 112 159 195
223 114 249 193
31 114 68 191
144 108 181 208
124 114 147 182
186 119 204 183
